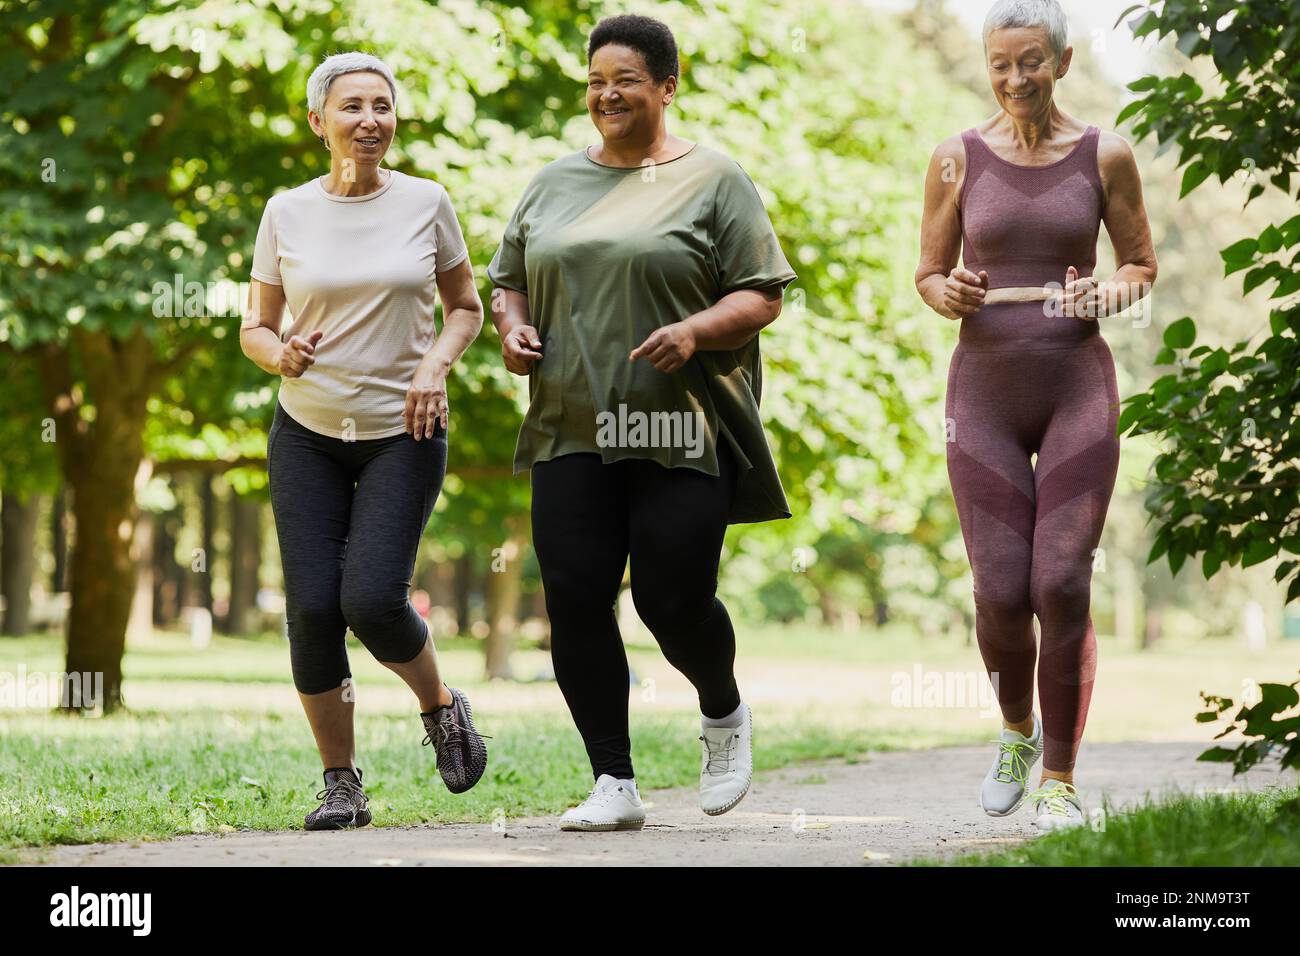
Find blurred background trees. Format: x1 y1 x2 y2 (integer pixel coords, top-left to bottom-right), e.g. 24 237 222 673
1112 0 1300 605
0 0 1292 710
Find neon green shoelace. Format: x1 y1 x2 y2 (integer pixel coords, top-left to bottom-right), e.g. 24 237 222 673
1027 781 1079 816
990 738 1036 785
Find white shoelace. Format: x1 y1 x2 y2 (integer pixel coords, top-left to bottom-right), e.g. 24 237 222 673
579 784 631 809
701 730 739 775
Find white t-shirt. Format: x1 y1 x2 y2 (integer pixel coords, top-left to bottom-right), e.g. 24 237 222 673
251 168 469 439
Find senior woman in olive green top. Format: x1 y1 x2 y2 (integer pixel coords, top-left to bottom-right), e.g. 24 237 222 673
488 14 795 831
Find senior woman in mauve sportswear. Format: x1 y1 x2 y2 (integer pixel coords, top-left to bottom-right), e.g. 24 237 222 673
240 52 488 830
915 0 1157 830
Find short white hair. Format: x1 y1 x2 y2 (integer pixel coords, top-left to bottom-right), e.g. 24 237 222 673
306 52 397 115
982 0 1069 62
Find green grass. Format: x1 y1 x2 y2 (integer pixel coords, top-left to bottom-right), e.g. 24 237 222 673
2 622 1295 855
915 786 1300 866
0 707 901 850
0 627 968 851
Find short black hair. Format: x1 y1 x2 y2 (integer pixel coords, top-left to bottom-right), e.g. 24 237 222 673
587 14 679 83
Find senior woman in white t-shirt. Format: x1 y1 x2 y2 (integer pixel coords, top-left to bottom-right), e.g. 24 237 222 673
240 52 487 830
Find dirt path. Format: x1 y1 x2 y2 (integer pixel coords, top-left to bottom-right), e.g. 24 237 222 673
25 741 1287 867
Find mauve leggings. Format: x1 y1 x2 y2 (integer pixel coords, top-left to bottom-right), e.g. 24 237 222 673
945 335 1120 772
531 445 742 781
266 401 446 695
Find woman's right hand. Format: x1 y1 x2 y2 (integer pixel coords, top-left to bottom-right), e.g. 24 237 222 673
943 268 988 319
279 330 323 378
501 325 543 376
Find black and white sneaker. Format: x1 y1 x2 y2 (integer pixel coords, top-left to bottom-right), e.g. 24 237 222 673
304 767 372 830
420 687 489 794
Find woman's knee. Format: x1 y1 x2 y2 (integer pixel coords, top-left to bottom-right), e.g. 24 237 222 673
290 592 347 635
339 583 409 643
540 565 621 628
972 577 1032 630
630 578 718 635
1030 567 1091 623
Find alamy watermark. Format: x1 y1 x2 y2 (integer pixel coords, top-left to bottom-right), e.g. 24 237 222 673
1042 279 1154 327
595 404 705 459
153 274 249 318
0 665 103 714
890 665 1000 719
49 886 151 936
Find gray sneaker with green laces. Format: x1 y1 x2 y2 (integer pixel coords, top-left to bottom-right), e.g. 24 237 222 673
1028 778 1085 830
980 713 1043 816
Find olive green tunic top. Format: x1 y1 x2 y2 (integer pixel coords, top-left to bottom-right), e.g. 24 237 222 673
487 143 796 524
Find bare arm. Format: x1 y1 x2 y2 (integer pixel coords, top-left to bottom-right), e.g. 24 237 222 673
404 257 486 438
687 286 783 350
422 258 485 377
1095 131 1158 312
489 286 543 376
629 286 784 374
240 279 319 377
915 135 987 320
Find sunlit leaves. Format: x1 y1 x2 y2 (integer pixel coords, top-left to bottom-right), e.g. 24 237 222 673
1119 1 1300 601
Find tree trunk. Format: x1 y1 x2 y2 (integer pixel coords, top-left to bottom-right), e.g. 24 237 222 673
1114 560 1138 648
453 551 473 636
51 484 69 593
873 600 889 627
484 530 525 681
39 327 159 713
864 571 889 627
1142 604 1163 651
169 502 187 621
152 500 181 625
416 553 440 597
817 589 839 628
68 461 145 711
126 508 154 643
225 493 262 635
530 589 550 651
196 472 215 612
1 490 42 635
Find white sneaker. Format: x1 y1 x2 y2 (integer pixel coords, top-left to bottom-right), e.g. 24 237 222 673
1027 779 1085 831
699 703 752 816
558 774 645 831
980 713 1043 816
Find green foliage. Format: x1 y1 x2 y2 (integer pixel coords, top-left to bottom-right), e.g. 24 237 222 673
0 0 983 628
1197 672 1300 774
1114 0 1300 601
0 348 60 496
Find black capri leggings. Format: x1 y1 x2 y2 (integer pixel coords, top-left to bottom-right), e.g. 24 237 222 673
531 443 742 781
266 401 446 695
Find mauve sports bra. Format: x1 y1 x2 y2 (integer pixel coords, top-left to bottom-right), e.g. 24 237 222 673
957 125 1104 352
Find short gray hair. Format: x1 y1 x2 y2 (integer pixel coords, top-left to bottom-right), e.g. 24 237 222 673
982 0 1069 63
306 52 398 115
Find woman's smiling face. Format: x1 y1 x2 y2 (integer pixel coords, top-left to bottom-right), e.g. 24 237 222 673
985 27 1070 118
586 43 673 143
310 71 396 164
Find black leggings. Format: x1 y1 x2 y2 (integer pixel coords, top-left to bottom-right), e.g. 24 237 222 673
531 445 742 780
266 401 446 694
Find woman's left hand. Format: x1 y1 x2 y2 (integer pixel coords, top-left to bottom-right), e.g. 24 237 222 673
1061 266 1103 321
630 321 697 374
404 364 449 440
